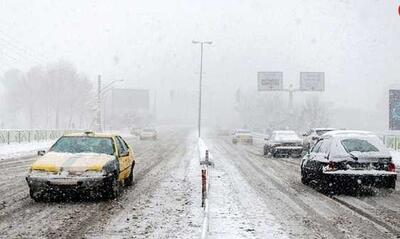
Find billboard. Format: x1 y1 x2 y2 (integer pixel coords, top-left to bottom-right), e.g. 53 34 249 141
389 89 400 130
257 72 283 91
300 72 325 91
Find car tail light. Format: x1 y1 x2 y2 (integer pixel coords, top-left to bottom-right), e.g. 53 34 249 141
324 161 337 172
388 163 396 172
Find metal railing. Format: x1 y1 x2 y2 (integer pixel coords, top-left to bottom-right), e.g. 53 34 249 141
0 130 85 144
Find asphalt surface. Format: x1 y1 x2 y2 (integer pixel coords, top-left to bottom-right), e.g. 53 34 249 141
0 129 202 239
205 136 400 239
0 131 400 239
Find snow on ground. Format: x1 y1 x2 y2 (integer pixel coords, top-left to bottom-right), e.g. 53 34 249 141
390 150 400 168
206 143 288 239
0 140 54 160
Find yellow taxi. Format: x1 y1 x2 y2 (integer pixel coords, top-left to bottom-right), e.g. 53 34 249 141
26 132 135 201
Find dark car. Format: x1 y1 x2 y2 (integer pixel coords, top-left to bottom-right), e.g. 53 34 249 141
264 130 303 158
301 130 397 193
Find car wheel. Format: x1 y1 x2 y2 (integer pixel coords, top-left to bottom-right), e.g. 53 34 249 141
124 163 135 186
263 147 268 156
385 177 396 189
30 188 44 202
301 169 310 185
104 174 121 199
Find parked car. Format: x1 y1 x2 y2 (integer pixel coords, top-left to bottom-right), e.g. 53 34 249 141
232 129 253 144
264 130 303 158
303 128 337 150
26 132 135 201
301 130 397 193
139 128 158 140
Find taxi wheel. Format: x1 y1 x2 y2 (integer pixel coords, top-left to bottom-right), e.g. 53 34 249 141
29 188 43 202
105 174 121 199
125 164 134 186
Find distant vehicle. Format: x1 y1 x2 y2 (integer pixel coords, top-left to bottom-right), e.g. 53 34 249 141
26 132 135 201
264 130 303 158
232 129 253 144
301 130 397 192
130 127 141 136
303 128 337 150
139 128 158 140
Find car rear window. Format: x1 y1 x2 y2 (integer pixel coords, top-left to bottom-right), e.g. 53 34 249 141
340 138 379 153
316 130 332 136
50 136 114 155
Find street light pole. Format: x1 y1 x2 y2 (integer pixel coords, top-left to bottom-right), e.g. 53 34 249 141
193 40 212 138
97 75 102 132
96 76 123 132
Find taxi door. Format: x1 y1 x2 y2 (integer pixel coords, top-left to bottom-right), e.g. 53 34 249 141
115 136 130 180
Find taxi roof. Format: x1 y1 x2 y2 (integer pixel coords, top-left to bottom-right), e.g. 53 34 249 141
64 132 117 138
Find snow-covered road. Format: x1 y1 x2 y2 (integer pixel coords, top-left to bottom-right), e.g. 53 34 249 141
0 130 399 238
205 137 400 239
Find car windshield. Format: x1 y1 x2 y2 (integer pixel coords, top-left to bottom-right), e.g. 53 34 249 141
237 130 250 134
274 132 300 141
341 138 379 153
50 136 114 155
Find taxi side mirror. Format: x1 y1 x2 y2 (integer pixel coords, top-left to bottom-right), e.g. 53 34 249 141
37 150 46 156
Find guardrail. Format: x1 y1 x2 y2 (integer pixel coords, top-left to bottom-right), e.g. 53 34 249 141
199 138 213 239
381 135 400 151
0 130 85 144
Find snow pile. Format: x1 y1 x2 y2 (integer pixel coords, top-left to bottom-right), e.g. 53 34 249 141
0 140 54 160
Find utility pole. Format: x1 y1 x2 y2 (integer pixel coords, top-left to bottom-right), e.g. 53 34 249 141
97 75 102 132
96 76 123 132
193 40 212 138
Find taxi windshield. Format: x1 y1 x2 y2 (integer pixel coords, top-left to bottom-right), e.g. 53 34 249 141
50 136 114 155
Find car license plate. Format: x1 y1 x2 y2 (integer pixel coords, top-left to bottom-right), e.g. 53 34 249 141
50 179 78 185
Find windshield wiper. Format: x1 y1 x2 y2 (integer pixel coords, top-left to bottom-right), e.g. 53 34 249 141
348 152 358 161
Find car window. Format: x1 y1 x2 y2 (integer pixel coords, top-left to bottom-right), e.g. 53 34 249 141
311 140 323 153
341 138 379 153
117 136 129 152
50 136 114 155
114 137 125 155
319 139 331 154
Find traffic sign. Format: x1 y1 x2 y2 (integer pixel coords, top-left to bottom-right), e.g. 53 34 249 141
300 72 325 91
257 72 283 91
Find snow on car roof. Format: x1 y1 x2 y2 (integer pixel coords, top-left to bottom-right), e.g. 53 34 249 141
64 132 117 138
274 130 296 134
322 130 373 138
312 128 337 131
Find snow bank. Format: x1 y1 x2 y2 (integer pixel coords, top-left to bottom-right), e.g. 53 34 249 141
0 140 54 160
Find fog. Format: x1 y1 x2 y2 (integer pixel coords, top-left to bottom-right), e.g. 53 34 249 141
0 0 399 132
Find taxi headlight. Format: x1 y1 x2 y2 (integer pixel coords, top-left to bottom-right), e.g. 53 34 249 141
29 169 54 177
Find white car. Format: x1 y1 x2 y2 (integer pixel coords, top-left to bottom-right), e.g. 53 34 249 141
139 128 158 140
303 128 337 150
264 130 303 158
232 129 253 144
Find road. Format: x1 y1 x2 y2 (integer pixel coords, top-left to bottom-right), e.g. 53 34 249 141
205 136 400 239
0 129 202 239
0 131 399 238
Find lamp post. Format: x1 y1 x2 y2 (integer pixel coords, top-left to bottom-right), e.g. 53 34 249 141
192 40 212 138
96 76 123 132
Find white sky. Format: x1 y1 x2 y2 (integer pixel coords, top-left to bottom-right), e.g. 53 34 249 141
0 0 399 111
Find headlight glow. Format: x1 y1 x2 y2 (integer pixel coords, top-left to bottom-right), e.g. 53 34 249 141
29 169 54 177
